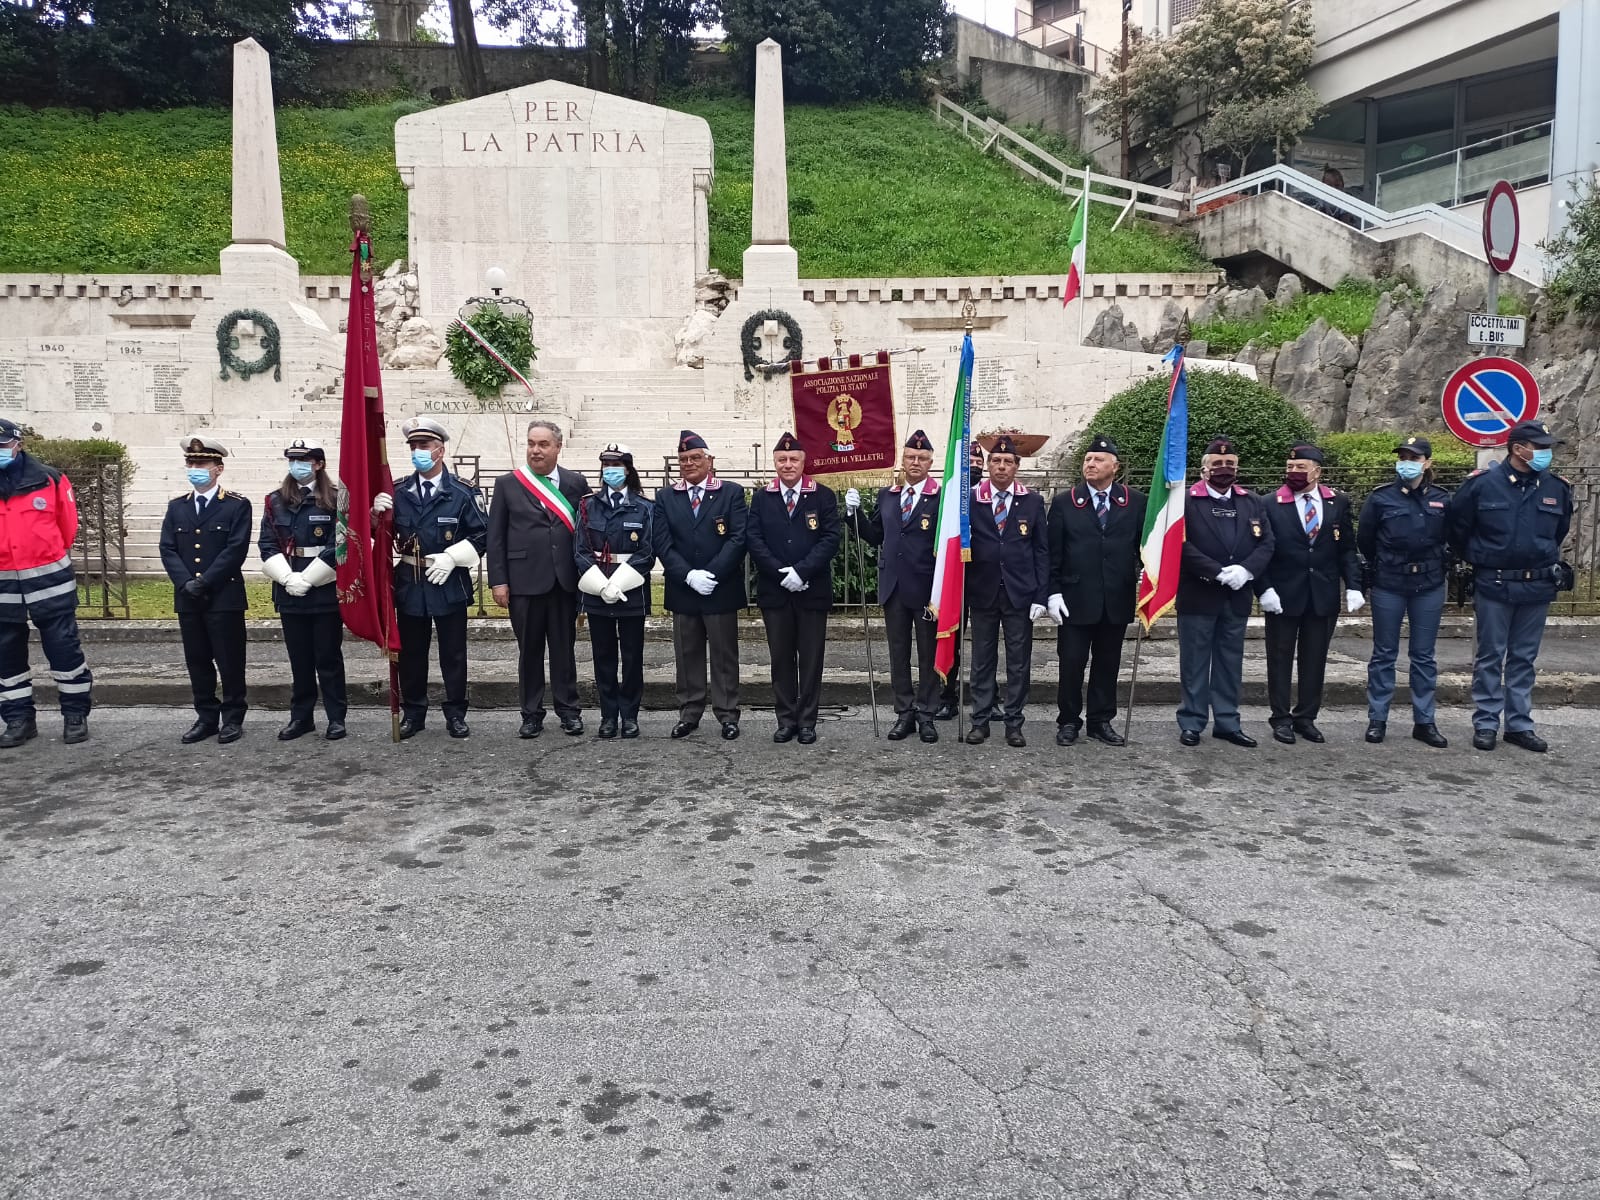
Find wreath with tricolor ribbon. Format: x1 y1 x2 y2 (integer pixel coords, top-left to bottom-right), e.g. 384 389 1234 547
445 301 538 399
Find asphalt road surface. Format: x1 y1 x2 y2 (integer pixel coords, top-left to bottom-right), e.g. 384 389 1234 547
4 705 1598 1199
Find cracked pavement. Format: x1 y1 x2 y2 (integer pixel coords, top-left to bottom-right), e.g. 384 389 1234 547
3 703 1599 1199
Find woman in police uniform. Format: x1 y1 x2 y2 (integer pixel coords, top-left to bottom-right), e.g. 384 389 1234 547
575 444 655 739
259 439 347 741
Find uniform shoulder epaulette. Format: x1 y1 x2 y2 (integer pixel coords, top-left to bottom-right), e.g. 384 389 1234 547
1467 468 1486 477
1370 480 1395 491
1557 474 1572 487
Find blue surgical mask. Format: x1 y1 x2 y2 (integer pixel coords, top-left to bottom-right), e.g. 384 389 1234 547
602 466 627 489
0 448 14 469
187 468 214 488
287 460 315 483
1395 460 1424 481
1529 449 1553 472
411 449 436 472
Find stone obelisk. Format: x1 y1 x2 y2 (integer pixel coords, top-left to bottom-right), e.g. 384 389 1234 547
741 39 801 293
220 37 299 290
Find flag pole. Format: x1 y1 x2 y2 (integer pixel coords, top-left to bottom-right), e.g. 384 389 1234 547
1121 621 1145 744
1076 168 1089 347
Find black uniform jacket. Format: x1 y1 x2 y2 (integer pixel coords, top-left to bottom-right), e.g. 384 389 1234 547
859 479 941 609
574 488 656 619
258 489 340 615
967 480 1049 611
390 470 488 618
746 477 840 611
1255 484 1359 618
1447 465 1573 604
160 489 253 613
1047 482 1146 626
1178 482 1276 618
1357 477 1452 595
653 476 748 615
487 465 592 596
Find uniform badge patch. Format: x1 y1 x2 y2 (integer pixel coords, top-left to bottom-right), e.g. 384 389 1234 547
715 517 727 535
1252 520 1262 537
33 496 47 510
444 530 454 542
630 530 639 542
1333 527 1340 540
920 515 931 531
806 512 818 531
1019 520 1029 536
315 526 325 538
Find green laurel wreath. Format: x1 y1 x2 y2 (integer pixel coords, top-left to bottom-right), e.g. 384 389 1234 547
216 309 282 382
445 302 538 399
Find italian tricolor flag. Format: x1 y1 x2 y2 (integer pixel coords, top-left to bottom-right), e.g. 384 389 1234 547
1061 174 1089 307
1135 345 1190 629
930 333 976 681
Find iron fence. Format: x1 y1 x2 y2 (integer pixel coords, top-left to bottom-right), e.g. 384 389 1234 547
72 455 130 619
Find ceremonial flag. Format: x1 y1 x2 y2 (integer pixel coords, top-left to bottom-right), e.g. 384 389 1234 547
335 200 400 654
790 352 896 474
930 333 976 681
1135 345 1189 629
1061 173 1089 307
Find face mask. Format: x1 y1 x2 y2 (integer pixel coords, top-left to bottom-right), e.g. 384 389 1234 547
602 466 627 489
287 461 315 483
187 468 214 488
411 449 436 472
0 448 14 469
1208 467 1237 490
1395 460 1424 481
1284 470 1312 492
1529 449 1553 472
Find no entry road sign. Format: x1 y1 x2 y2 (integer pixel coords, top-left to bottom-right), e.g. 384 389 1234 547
1441 356 1540 448
1482 181 1520 274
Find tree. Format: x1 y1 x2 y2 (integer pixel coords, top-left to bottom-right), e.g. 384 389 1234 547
446 0 488 96
1541 177 1600 315
477 0 715 99
723 0 946 102
1203 82 1322 178
371 0 430 41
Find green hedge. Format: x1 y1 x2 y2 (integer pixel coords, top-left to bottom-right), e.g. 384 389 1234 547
23 434 136 556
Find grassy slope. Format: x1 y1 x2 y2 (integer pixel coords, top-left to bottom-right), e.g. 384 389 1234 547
0 98 1208 278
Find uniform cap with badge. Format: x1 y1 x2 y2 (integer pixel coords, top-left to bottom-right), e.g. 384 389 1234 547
401 417 449 445
1506 420 1557 448
284 439 325 461
1085 433 1120 457
1205 436 1237 457
179 433 229 462
904 429 934 452
1395 436 1432 457
774 431 803 453
988 434 1020 459
1287 442 1324 463
678 429 709 453
599 442 634 465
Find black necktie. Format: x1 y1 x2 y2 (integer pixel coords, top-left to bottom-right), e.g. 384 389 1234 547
195 495 208 519
421 480 433 502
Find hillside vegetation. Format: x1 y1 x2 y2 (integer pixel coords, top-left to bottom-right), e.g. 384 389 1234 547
0 97 1209 278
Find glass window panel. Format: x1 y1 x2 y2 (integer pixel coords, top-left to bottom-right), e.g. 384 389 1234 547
1308 102 1366 144
1377 86 1455 142
1464 64 1557 124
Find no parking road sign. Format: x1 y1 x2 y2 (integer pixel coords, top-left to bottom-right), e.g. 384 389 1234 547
1441 356 1541 448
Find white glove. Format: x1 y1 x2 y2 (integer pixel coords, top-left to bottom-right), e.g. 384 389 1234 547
1029 603 1048 621
844 487 861 514
781 566 807 592
301 558 337 589
284 573 312 597
424 552 455 586
371 492 393 514
1346 588 1365 614
607 561 647 595
1216 564 1252 591
578 565 609 596
1046 593 1069 625
686 569 717 596
261 553 293 587
1259 587 1283 614
601 582 624 604
444 541 480 571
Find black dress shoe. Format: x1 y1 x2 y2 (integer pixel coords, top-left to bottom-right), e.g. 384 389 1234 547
886 713 916 741
446 717 470 739
1212 729 1257 748
1 718 38 749
325 721 347 741
597 719 618 739
1293 721 1325 744
1055 724 1079 746
670 720 698 739
1412 723 1447 748
1005 728 1026 748
773 726 797 743
1271 723 1296 745
965 724 989 745
1472 729 1497 751
560 716 584 736
918 719 938 743
181 720 218 745
721 723 740 741
1504 730 1548 753
797 727 817 745
620 719 640 739
218 723 243 745
933 702 959 721
1179 730 1201 747
1365 721 1386 744
1087 723 1125 747
62 715 88 745
278 717 316 742
519 718 543 739
398 716 424 740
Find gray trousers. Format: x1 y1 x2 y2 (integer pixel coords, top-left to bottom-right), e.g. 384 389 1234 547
970 598 1033 729
1471 594 1550 734
884 596 939 718
673 610 740 726
1177 608 1247 734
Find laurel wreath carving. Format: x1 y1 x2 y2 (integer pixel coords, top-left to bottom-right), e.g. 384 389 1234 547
740 309 802 382
216 309 282 382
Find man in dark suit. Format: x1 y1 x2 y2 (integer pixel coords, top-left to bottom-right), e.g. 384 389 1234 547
1176 436 1276 747
966 434 1049 747
1255 442 1362 744
655 430 747 741
847 429 942 744
746 431 840 745
158 434 253 745
487 418 593 738
1046 433 1147 747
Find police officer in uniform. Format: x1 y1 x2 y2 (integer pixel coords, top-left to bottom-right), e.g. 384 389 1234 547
966 434 1049 747
258 439 347 741
655 430 747 741
935 439 987 720
1176 436 1275 747
1448 420 1573 753
373 418 487 739
1254 443 1362 744
1046 433 1146 747
747 432 840 744
159 434 253 744
1357 436 1451 747
0 416 93 748
846 429 943 744
575 443 655 739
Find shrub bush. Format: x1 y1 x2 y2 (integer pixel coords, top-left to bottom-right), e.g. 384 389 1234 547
1321 430 1478 491
23 433 136 564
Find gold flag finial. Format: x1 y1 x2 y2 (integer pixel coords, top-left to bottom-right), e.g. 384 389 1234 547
349 194 371 233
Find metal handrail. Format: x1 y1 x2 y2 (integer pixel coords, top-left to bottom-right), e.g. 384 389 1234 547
1374 120 1554 210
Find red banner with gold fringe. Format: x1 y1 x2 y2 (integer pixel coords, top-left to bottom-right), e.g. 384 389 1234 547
790 351 896 475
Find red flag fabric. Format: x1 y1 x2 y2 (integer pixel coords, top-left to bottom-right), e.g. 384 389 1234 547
336 228 400 652
790 355 897 474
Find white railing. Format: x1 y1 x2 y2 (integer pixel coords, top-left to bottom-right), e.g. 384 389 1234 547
1374 121 1554 211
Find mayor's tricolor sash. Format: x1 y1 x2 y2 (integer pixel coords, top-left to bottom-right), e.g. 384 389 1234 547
513 466 576 531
